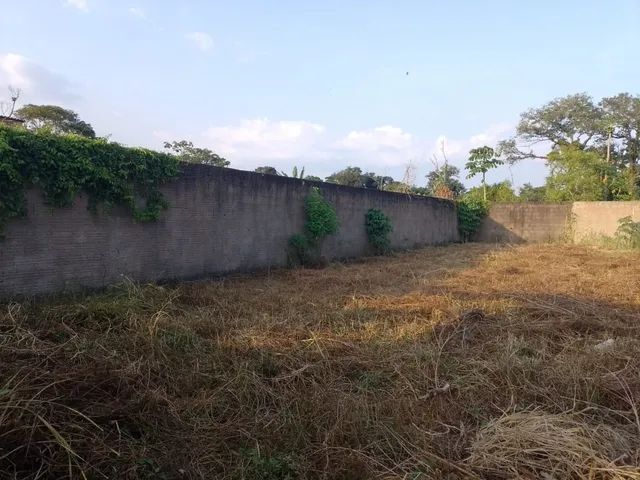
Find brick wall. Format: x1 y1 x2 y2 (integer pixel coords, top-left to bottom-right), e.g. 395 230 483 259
474 201 640 244
473 203 572 243
0 164 459 297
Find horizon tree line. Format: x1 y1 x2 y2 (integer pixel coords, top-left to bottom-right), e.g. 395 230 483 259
3 87 638 203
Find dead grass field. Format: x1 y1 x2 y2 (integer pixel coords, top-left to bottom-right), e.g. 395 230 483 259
2 243 640 479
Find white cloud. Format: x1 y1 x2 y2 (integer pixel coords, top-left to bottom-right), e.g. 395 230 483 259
468 123 513 147
429 124 515 164
185 32 214 52
64 0 88 11
339 125 413 152
0 53 79 103
201 118 325 166
128 7 146 19
155 120 534 185
333 125 421 170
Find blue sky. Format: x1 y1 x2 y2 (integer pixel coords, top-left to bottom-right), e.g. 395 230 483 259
1 0 639 189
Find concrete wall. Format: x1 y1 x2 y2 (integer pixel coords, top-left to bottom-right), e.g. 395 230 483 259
573 201 640 241
0 164 458 297
474 203 572 243
475 201 640 244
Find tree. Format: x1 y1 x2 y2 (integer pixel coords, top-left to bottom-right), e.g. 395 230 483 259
385 181 411 193
544 144 613 201
255 166 279 175
304 175 322 182
163 140 229 167
0 86 21 118
291 166 305 179
518 183 546 202
359 173 394 190
16 104 96 138
426 164 466 198
325 166 365 187
465 146 503 201
497 93 604 164
465 181 518 203
600 93 640 198
325 166 392 189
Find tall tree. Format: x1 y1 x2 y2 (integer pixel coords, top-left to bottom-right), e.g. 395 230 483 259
426 164 466 198
465 146 503 201
16 104 96 138
544 145 613 201
600 93 640 198
0 86 21 118
497 93 604 164
163 140 229 167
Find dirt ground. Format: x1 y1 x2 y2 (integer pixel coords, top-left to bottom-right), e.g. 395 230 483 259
2 243 640 479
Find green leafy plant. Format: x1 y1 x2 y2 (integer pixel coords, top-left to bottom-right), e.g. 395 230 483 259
238 448 300 480
304 187 339 241
365 208 393 253
288 187 339 266
287 233 311 266
457 197 489 241
465 146 503 201
0 124 179 232
614 216 640 248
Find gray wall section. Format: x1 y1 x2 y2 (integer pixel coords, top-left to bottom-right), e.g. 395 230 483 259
0 164 459 297
474 203 572 243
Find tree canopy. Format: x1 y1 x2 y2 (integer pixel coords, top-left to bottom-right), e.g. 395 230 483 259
16 104 96 138
163 140 229 167
465 181 518 203
465 146 503 201
325 166 393 190
255 166 279 175
426 163 466 198
497 92 640 198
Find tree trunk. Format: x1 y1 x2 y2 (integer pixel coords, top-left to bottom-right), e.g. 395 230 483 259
482 173 487 201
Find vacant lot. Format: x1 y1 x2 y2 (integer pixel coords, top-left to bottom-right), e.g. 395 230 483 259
2 244 640 479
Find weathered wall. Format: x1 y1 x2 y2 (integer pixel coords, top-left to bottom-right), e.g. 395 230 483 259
572 201 640 241
473 203 572 243
475 201 640 244
0 164 458 297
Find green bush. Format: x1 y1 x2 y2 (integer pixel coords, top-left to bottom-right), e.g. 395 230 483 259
614 216 640 248
365 208 393 253
287 233 311 265
289 187 339 266
457 198 489 241
0 124 179 232
304 187 339 241
239 448 300 480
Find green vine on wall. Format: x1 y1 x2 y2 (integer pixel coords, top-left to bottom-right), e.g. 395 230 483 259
457 198 489 241
365 208 393 253
0 125 179 232
289 187 339 266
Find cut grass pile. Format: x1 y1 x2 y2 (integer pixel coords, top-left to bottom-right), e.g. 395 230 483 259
1 243 640 479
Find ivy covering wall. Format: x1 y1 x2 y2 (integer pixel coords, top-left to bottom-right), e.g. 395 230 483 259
0 125 180 232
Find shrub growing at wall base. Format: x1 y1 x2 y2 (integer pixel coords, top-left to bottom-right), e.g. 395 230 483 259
614 216 640 248
365 208 393 253
457 198 489 241
289 187 339 266
0 125 179 232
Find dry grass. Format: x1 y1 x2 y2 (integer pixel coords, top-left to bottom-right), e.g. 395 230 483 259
1 243 640 479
